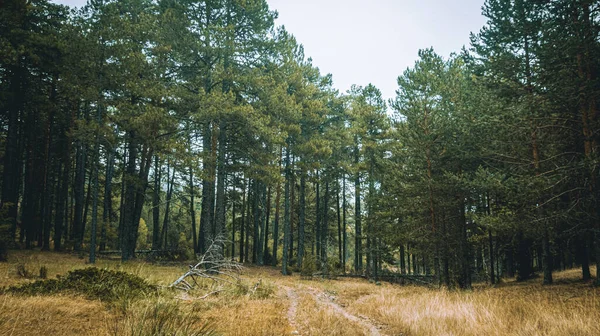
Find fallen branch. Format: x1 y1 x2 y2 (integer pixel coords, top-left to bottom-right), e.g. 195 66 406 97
170 235 244 292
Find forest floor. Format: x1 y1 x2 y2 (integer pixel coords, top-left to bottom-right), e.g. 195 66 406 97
0 250 599 336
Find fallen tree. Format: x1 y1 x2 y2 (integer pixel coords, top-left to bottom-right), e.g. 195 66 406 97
170 236 243 292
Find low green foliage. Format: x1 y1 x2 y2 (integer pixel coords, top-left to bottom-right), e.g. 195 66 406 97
6 267 157 302
299 254 318 277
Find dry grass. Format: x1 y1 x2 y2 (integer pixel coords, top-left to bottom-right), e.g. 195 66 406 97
0 294 110 336
294 291 364 336
0 250 598 336
332 268 600 336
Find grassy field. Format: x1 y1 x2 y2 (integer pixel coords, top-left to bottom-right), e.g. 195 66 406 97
0 251 598 336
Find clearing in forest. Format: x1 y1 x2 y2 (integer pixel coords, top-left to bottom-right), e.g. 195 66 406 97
0 251 599 336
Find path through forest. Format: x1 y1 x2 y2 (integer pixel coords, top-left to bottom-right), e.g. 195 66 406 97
282 283 384 336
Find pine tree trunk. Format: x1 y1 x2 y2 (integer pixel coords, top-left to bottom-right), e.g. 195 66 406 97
73 139 87 251
337 179 342 266
400 244 405 274
190 164 198 254
282 145 291 275
342 176 347 273
231 175 236 259
244 181 251 263
54 151 68 252
297 167 305 268
121 132 138 261
215 121 227 248
162 162 175 249
240 179 246 262
273 169 282 266
322 181 329 271
253 180 260 264
199 122 213 254
316 174 321 261
152 156 161 250
101 148 115 252
263 186 271 263
578 234 591 281
354 148 362 273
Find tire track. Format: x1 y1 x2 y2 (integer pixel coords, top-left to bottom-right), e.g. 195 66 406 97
307 287 383 336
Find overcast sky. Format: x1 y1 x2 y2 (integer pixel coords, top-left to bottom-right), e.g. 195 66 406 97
52 0 487 102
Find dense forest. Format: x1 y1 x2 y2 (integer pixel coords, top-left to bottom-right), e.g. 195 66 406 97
0 0 598 289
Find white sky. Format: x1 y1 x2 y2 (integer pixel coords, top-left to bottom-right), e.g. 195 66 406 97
52 0 487 102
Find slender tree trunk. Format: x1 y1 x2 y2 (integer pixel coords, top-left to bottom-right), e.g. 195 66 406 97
263 186 271 262
240 179 246 262
489 230 495 285
54 159 67 252
400 244 406 274
152 156 161 250
257 183 266 265
89 104 102 263
81 164 94 248
253 180 260 264
231 175 237 259
162 162 175 249
73 139 86 251
101 148 115 252
273 167 282 266
118 143 127 249
189 164 198 254
282 145 291 275
578 234 591 281
407 244 411 275
215 121 227 246
290 164 295 265
322 180 329 271
316 173 321 261
342 176 347 272
244 181 251 263
295 165 303 268
337 179 342 266
121 132 138 261
200 122 213 254
354 142 362 273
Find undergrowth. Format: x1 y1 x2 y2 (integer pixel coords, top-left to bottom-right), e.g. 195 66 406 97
108 298 217 336
5 267 157 302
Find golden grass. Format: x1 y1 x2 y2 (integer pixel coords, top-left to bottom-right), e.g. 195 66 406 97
0 250 598 336
294 291 364 336
331 268 600 336
0 294 110 336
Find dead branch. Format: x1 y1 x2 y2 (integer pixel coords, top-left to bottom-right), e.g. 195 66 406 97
170 235 244 293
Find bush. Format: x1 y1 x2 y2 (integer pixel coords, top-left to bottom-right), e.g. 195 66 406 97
6 267 157 302
300 254 318 277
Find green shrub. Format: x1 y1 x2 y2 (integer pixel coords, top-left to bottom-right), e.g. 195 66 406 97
6 267 157 302
300 254 318 277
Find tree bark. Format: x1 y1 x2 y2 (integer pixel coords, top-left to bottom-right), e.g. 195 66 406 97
282 145 291 275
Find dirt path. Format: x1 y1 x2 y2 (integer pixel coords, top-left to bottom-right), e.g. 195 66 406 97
307 287 383 336
283 286 301 335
